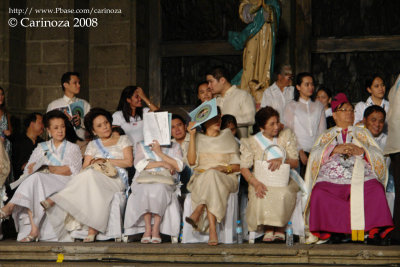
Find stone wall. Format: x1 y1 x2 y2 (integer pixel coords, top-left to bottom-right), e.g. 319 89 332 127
25 0 74 112
2 0 137 134
88 0 136 111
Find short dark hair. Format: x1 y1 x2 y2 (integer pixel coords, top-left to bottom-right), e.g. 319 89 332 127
61 72 80 91
112 125 126 136
24 112 42 130
43 110 68 128
316 86 332 99
84 108 113 138
196 81 208 92
221 114 238 130
365 73 384 90
294 72 314 101
172 114 186 125
316 86 332 107
363 105 386 120
206 66 231 82
254 106 280 134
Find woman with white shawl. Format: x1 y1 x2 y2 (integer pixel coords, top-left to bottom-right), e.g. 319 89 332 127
0 110 82 242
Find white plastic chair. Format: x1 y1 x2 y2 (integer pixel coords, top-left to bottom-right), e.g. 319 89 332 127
181 191 238 244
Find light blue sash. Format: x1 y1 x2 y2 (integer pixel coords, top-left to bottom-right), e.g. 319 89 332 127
40 140 67 166
254 132 281 159
94 138 130 197
254 132 307 193
139 141 171 172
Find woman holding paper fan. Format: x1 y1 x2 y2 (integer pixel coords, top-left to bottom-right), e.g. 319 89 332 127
41 108 133 242
185 109 240 246
0 110 82 242
240 107 299 242
113 86 159 146
124 137 183 244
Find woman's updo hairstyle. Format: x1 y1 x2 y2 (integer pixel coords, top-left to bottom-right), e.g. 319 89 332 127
84 108 113 138
254 106 280 134
43 110 68 129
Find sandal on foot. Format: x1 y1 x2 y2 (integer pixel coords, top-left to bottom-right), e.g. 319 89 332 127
141 236 151 244
0 209 9 221
208 239 218 246
40 200 52 211
83 234 97 243
151 237 162 244
185 217 198 230
19 235 38 242
262 231 275 242
274 232 286 241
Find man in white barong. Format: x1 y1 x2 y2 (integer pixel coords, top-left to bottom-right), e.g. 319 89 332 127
47 72 90 140
260 64 294 118
207 66 256 138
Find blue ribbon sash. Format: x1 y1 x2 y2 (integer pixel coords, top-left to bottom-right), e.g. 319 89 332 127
40 140 67 166
94 138 130 197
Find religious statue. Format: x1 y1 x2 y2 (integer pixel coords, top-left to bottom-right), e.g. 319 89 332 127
229 0 281 110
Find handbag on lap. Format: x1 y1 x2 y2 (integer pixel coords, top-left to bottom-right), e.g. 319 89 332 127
254 144 290 187
136 169 175 185
90 161 118 178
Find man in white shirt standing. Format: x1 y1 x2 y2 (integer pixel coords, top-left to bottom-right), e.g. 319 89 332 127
206 66 256 138
47 72 90 140
260 65 294 118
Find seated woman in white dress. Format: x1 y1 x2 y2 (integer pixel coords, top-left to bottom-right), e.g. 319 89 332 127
240 107 299 242
124 139 183 244
0 110 82 242
41 108 133 242
185 111 240 246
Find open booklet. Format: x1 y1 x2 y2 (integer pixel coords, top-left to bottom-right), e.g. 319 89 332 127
10 156 48 190
143 111 172 146
56 101 84 129
189 98 218 129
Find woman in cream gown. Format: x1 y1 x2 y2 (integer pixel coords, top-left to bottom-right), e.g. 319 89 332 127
185 112 240 246
240 107 299 242
42 108 133 242
0 110 82 242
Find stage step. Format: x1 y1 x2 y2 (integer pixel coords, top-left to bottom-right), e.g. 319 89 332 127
0 241 399 265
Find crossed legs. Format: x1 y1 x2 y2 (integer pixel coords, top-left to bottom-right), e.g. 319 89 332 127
186 204 218 245
1 203 39 242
